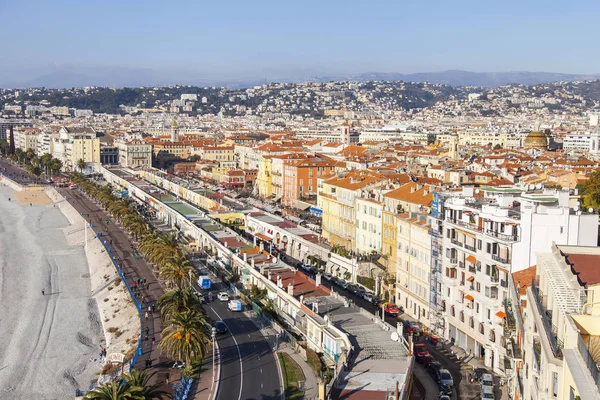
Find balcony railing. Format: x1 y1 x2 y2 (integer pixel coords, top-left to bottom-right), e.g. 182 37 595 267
501 279 508 288
458 261 465 269
468 266 477 273
577 335 600 391
449 258 458 265
532 338 541 374
464 243 476 252
531 284 563 359
485 230 519 242
492 254 510 264
454 219 483 232
451 239 463 247
491 275 499 283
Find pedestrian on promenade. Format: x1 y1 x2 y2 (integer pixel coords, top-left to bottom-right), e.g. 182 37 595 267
133 281 137 289
148 305 152 313
41 288 45 295
151 304 156 313
145 326 150 335
145 311 149 320
152 336 155 348
165 373 169 385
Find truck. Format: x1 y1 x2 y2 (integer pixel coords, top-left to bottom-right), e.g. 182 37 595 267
198 275 212 290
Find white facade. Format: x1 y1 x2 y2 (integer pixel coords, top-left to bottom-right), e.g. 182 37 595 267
563 133 591 152
354 197 383 255
117 140 153 168
439 186 598 374
395 214 432 327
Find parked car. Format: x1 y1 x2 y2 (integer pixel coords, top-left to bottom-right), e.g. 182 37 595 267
323 273 333 281
385 303 400 316
333 277 345 287
418 354 434 367
480 373 494 389
405 320 421 335
301 263 312 272
346 284 359 294
355 287 366 298
215 321 227 334
438 396 451 400
339 280 350 290
438 369 453 389
481 385 494 399
414 343 429 359
427 361 443 378
217 292 229 302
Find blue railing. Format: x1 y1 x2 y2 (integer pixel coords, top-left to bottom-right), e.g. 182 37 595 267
173 376 194 400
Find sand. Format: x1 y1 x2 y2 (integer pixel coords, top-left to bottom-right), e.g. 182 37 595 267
0 186 104 399
13 190 53 205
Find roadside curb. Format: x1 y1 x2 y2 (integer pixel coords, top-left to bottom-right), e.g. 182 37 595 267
211 340 221 400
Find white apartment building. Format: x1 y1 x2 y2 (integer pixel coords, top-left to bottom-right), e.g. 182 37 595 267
36 131 55 155
117 139 153 168
295 125 359 144
354 196 383 255
14 129 39 151
563 133 592 152
519 244 600 400
439 186 598 374
359 126 428 144
395 213 432 326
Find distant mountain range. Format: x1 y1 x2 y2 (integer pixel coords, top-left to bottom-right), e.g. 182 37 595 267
1 65 599 89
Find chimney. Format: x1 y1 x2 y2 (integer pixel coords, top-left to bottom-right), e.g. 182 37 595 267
287 282 294 296
260 264 265 274
243 253 247 262
268 270 272 281
277 275 282 288
259 241 264 252
316 273 321 287
251 258 255 269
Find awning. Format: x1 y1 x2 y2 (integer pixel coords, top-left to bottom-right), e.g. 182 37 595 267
467 276 475 282
466 255 477 264
255 233 271 242
496 311 506 319
465 294 474 301
496 266 509 273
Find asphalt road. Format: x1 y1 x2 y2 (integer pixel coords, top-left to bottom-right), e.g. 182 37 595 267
195 261 282 400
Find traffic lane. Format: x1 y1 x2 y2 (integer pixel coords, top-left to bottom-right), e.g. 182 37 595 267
207 297 282 400
225 314 281 400
205 302 243 400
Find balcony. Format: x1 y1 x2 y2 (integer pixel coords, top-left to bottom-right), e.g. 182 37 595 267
492 254 510 264
468 265 477 273
491 275 499 283
485 230 519 242
501 279 508 288
449 258 458 265
532 338 541 375
451 239 463 248
531 284 563 359
458 261 465 269
464 243 476 252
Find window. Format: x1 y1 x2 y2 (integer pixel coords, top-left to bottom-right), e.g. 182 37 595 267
477 239 482 250
552 372 558 397
476 302 480 313
487 308 491 319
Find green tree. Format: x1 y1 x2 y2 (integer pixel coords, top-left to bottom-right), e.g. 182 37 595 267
77 158 86 173
83 380 144 400
122 370 170 400
581 171 600 209
493 144 502 150
158 287 202 322
159 310 209 369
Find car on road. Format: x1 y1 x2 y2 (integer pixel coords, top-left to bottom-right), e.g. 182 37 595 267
404 320 421 335
426 361 444 383
419 355 434 367
215 321 227 334
414 343 429 359
228 299 242 312
363 293 381 304
217 292 229 302
438 369 453 389
438 396 451 400
481 385 494 399
480 373 494 389
384 303 401 316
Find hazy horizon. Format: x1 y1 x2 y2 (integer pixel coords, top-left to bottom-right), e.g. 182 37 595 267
1 0 599 83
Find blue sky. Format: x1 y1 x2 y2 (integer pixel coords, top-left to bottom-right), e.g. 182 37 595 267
1 0 598 79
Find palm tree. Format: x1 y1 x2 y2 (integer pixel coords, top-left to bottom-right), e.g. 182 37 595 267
122 369 170 400
159 310 209 367
160 253 197 288
83 379 144 400
77 158 86 173
158 287 202 321
49 158 63 177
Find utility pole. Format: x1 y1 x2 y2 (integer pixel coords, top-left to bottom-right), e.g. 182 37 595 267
212 327 217 382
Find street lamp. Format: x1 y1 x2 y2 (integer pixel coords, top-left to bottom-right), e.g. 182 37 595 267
212 327 217 382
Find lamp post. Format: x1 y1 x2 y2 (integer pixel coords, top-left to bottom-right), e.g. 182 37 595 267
212 327 217 382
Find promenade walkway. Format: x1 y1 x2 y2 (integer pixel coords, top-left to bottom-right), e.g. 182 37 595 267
60 188 177 395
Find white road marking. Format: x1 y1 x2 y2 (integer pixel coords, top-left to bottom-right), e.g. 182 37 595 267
209 306 243 400
260 368 263 374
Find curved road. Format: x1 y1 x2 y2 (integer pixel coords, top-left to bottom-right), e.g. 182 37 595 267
195 263 283 400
